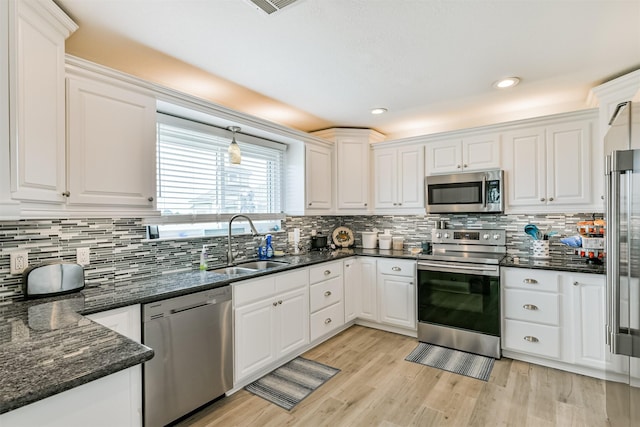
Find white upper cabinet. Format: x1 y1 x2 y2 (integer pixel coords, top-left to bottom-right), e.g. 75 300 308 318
8 0 77 204
66 72 156 207
312 128 384 213
305 142 333 211
373 144 424 211
503 111 597 213
425 133 500 175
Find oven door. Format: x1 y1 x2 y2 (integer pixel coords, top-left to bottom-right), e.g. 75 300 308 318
417 261 500 337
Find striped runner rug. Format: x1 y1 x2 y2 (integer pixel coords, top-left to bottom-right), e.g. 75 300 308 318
245 357 340 410
405 342 495 381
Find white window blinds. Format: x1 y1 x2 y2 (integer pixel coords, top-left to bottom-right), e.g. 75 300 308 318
157 114 285 216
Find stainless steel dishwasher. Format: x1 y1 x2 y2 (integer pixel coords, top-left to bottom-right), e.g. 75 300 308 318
142 286 232 427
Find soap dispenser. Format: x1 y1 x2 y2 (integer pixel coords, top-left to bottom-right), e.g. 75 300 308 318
199 245 209 270
258 237 267 260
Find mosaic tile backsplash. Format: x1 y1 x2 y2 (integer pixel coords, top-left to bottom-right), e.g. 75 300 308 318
0 213 601 304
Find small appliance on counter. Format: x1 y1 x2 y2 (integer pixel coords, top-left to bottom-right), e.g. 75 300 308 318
310 233 328 251
23 263 85 299
361 231 378 249
575 219 605 264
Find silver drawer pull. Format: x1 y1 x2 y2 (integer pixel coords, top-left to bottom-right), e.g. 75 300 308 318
273 302 278 307
324 291 332 297
278 300 282 305
523 278 538 284
524 336 539 343
392 266 401 272
324 270 331 275
325 318 332 324
523 304 539 311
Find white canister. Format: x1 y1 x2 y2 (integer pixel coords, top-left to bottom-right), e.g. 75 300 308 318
392 236 404 251
379 234 392 250
361 232 378 249
531 240 550 258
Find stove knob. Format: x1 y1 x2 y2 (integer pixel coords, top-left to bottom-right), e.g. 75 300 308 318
435 232 442 239
493 234 501 240
444 233 450 239
483 233 490 240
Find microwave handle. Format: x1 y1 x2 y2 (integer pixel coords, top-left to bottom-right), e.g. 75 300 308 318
482 175 487 207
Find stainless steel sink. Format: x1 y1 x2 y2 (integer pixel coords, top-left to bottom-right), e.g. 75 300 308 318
209 266 257 275
234 260 289 270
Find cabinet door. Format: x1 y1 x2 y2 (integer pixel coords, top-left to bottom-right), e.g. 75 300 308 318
462 133 500 171
373 148 397 208
378 274 415 329
503 127 546 208
276 287 310 356
425 139 462 174
234 299 276 382
358 258 378 321
305 144 332 210
9 0 73 203
343 258 360 322
66 76 156 207
546 120 592 207
336 138 369 210
570 273 607 369
397 145 424 208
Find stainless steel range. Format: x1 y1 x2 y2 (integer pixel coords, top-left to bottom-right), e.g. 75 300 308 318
417 228 506 359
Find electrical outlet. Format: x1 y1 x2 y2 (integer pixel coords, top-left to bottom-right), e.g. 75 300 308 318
10 251 29 274
77 248 90 266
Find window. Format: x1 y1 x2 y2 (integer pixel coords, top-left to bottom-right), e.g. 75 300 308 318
156 114 286 216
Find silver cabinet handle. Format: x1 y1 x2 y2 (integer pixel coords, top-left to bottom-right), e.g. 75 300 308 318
273 302 278 307
62 191 70 197
540 198 546 202
549 197 554 202
524 336 539 343
523 304 539 311
324 318 332 324
392 266 401 272
324 270 331 275
364 203 367 207
148 196 154 202
463 164 468 168
573 281 579 286
457 164 461 169
278 300 282 305
398 203 402 206
523 278 538 284
324 291 332 297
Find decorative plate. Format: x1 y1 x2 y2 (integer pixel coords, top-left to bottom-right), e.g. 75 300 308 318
332 226 354 248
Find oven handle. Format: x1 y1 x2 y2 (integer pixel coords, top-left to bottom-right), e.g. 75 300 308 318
418 261 500 276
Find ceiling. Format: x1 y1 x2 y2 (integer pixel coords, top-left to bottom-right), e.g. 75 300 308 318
56 0 640 140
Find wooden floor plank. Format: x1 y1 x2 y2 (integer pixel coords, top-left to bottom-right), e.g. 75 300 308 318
176 325 610 427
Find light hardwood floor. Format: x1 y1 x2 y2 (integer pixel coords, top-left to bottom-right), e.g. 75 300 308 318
176 325 609 427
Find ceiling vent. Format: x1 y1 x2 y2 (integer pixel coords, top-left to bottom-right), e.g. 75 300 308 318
247 0 301 14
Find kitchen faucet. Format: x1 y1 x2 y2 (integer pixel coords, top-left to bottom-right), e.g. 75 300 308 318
227 214 259 265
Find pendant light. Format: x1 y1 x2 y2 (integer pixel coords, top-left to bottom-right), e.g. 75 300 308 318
227 126 241 164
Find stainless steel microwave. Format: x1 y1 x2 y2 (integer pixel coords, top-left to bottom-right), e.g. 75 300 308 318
425 170 504 214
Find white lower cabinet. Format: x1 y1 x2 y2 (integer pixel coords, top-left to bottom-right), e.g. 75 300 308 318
357 257 378 322
377 259 416 330
309 261 345 341
502 267 612 378
343 258 360 322
233 269 309 384
0 305 143 427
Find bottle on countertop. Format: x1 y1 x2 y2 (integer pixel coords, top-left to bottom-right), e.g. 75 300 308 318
199 245 208 270
258 237 267 260
265 234 274 259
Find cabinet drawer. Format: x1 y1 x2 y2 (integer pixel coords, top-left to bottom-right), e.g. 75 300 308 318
502 267 560 292
503 319 561 359
233 276 276 307
310 302 345 341
276 269 309 294
504 289 560 325
310 276 343 313
310 261 342 284
377 259 415 277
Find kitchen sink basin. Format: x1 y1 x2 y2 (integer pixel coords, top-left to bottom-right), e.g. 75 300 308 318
209 266 257 275
234 260 289 270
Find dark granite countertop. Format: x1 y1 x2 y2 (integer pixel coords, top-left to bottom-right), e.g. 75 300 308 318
500 255 605 275
1 247 603 414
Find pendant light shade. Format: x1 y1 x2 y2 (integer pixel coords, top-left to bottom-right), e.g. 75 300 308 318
227 126 241 164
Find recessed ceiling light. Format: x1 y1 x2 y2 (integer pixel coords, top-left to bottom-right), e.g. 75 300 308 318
371 108 388 115
493 77 520 89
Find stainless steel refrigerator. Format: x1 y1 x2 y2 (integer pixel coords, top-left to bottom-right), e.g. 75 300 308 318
605 100 640 426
